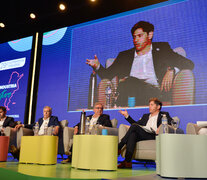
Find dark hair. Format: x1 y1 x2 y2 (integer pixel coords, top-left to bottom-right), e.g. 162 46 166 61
149 98 162 110
131 21 154 35
0 106 7 112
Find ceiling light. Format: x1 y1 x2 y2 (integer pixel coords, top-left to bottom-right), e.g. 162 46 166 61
0 23 5 28
59 3 66 11
30 13 36 19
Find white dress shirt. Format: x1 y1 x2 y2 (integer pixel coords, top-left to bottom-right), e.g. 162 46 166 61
38 118 49 135
143 113 159 133
90 116 99 126
130 45 159 87
0 117 6 131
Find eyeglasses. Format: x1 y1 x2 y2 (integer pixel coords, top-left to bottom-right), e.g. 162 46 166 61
94 107 103 109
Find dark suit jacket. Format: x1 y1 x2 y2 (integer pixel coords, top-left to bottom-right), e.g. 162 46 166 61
75 114 112 133
126 111 172 128
87 114 112 127
96 42 194 86
25 116 60 129
2 116 15 128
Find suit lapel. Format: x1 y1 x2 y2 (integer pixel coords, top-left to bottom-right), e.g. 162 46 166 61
157 112 162 127
126 48 136 76
3 117 8 127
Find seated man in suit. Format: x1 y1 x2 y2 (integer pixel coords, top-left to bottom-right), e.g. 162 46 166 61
12 106 60 159
118 97 173 168
15 106 60 135
61 102 112 163
0 106 15 135
74 102 112 134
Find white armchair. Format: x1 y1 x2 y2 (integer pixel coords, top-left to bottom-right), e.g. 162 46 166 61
118 117 184 161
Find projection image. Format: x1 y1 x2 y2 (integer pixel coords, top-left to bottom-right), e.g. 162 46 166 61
0 36 33 122
68 0 206 111
36 0 207 130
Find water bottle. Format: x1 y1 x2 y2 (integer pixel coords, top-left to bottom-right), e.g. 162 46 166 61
105 83 112 109
44 122 48 135
85 117 90 134
80 111 86 134
34 122 39 136
162 114 168 133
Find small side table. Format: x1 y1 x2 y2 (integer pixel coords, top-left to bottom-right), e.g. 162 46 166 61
156 134 207 178
0 136 10 161
72 135 118 170
19 136 58 165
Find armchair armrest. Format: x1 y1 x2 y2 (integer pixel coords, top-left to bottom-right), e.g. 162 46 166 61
17 127 33 149
186 123 201 135
172 69 195 105
4 127 17 148
118 124 130 143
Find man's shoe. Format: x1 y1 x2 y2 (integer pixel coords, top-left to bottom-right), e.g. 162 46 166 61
10 145 20 160
65 151 71 156
118 161 132 168
61 157 71 164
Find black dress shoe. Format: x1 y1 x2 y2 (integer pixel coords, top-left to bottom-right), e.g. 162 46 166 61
61 155 72 164
10 145 20 160
118 160 132 168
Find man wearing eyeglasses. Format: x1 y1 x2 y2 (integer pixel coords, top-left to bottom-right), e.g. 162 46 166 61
61 102 112 163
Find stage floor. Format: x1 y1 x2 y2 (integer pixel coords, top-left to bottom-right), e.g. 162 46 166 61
0 154 199 180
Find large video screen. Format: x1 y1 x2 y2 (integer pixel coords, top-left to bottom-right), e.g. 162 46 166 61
0 36 33 122
36 0 207 131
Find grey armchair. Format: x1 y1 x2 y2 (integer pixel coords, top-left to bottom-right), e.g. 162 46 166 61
63 118 118 155
186 123 203 135
118 117 183 161
4 127 17 150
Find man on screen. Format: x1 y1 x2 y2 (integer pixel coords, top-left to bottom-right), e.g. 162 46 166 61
86 21 194 106
118 97 172 168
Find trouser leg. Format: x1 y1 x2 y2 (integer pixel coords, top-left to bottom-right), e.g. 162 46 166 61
120 124 155 162
118 123 139 150
125 132 137 162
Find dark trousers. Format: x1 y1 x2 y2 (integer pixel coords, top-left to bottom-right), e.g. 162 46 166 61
116 77 171 106
118 123 156 162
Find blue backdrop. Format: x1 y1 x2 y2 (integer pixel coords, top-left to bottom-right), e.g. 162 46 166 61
0 36 33 122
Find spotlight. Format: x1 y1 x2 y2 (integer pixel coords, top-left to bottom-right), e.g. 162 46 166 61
59 3 66 11
0 23 5 28
90 0 96 2
30 13 36 19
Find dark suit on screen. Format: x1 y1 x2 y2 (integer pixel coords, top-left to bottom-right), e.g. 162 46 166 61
96 42 194 106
